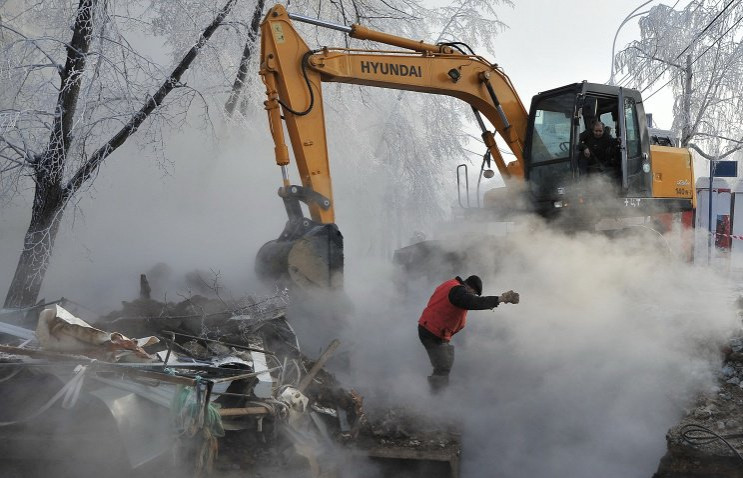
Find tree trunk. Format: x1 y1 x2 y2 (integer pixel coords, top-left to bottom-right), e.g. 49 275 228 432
3 0 93 309
3 0 239 309
225 0 265 116
4 185 64 309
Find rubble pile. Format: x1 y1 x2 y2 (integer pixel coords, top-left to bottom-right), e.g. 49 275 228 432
0 288 460 478
654 333 743 477
355 405 462 476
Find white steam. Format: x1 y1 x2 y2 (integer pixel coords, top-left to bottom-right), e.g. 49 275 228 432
339 222 739 478
1 115 284 311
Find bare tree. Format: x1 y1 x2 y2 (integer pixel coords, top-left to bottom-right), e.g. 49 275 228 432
614 1 743 159
147 0 263 116
0 0 240 308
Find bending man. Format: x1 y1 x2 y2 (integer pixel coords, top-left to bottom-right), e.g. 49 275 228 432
417 275 519 393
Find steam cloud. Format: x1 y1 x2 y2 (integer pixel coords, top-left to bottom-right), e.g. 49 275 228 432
0 108 738 478
341 221 738 478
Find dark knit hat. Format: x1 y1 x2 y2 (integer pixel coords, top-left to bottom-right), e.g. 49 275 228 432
464 275 482 295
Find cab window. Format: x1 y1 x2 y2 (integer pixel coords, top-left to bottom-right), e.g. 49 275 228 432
624 97 641 158
597 112 617 137
530 93 574 164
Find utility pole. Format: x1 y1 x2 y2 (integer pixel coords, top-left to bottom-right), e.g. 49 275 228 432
682 54 693 147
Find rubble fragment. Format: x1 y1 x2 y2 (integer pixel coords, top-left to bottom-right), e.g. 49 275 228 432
36 305 158 362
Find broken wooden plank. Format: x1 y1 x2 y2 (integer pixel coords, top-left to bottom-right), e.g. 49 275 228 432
349 445 460 478
0 344 96 362
0 345 199 386
297 338 340 393
209 366 281 384
364 446 459 462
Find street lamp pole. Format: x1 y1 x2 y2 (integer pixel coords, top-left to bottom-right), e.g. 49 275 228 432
609 0 654 85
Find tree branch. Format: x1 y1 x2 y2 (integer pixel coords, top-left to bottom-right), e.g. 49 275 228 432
629 44 684 69
0 25 64 71
694 132 743 144
690 44 726 138
0 132 32 162
0 161 24 174
688 142 743 160
63 0 238 199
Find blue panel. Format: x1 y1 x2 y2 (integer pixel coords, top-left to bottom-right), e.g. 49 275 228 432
712 160 738 177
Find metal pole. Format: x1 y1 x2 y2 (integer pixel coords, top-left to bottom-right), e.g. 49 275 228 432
609 1 653 85
708 159 716 265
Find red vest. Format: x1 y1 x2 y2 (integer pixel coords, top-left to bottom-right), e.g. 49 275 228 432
418 279 468 341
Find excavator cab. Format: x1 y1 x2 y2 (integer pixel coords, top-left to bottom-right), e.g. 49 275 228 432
523 82 694 222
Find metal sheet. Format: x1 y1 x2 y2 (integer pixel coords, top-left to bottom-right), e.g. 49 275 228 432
249 338 274 398
0 321 35 341
90 386 173 469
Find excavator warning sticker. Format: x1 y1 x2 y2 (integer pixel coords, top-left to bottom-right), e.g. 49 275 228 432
272 24 286 43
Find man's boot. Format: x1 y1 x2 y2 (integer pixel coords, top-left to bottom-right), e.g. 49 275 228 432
427 374 449 394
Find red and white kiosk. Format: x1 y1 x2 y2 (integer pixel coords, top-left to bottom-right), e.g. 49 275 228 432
695 177 733 270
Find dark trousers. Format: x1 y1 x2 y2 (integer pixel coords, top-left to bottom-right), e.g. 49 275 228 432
418 325 455 379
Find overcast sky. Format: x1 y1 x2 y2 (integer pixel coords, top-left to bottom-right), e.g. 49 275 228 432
490 0 682 129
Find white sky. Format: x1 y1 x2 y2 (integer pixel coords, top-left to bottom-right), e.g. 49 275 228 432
489 0 682 130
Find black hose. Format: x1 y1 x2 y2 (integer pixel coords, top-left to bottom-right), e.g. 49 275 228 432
438 41 476 55
277 49 322 116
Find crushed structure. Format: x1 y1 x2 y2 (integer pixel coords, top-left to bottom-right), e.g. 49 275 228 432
654 312 743 478
0 285 460 478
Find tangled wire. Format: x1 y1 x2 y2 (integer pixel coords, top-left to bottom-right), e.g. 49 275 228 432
679 423 743 463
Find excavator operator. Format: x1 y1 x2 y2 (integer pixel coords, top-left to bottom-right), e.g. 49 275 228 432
417 275 520 394
578 119 618 176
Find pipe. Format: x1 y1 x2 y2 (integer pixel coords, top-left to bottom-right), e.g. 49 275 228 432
288 13 352 33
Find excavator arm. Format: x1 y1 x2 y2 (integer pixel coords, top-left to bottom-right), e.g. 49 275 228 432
257 4 529 288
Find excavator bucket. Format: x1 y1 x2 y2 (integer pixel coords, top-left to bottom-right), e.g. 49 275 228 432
255 224 344 289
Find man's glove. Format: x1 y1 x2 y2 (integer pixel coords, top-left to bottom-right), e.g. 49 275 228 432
499 290 519 304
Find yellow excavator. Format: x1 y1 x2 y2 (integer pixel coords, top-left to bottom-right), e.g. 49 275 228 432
255 4 695 288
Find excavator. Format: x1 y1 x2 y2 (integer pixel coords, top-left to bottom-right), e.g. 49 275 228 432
255 4 696 288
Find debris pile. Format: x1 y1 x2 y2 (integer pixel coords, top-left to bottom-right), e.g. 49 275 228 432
0 285 460 478
654 330 743 478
